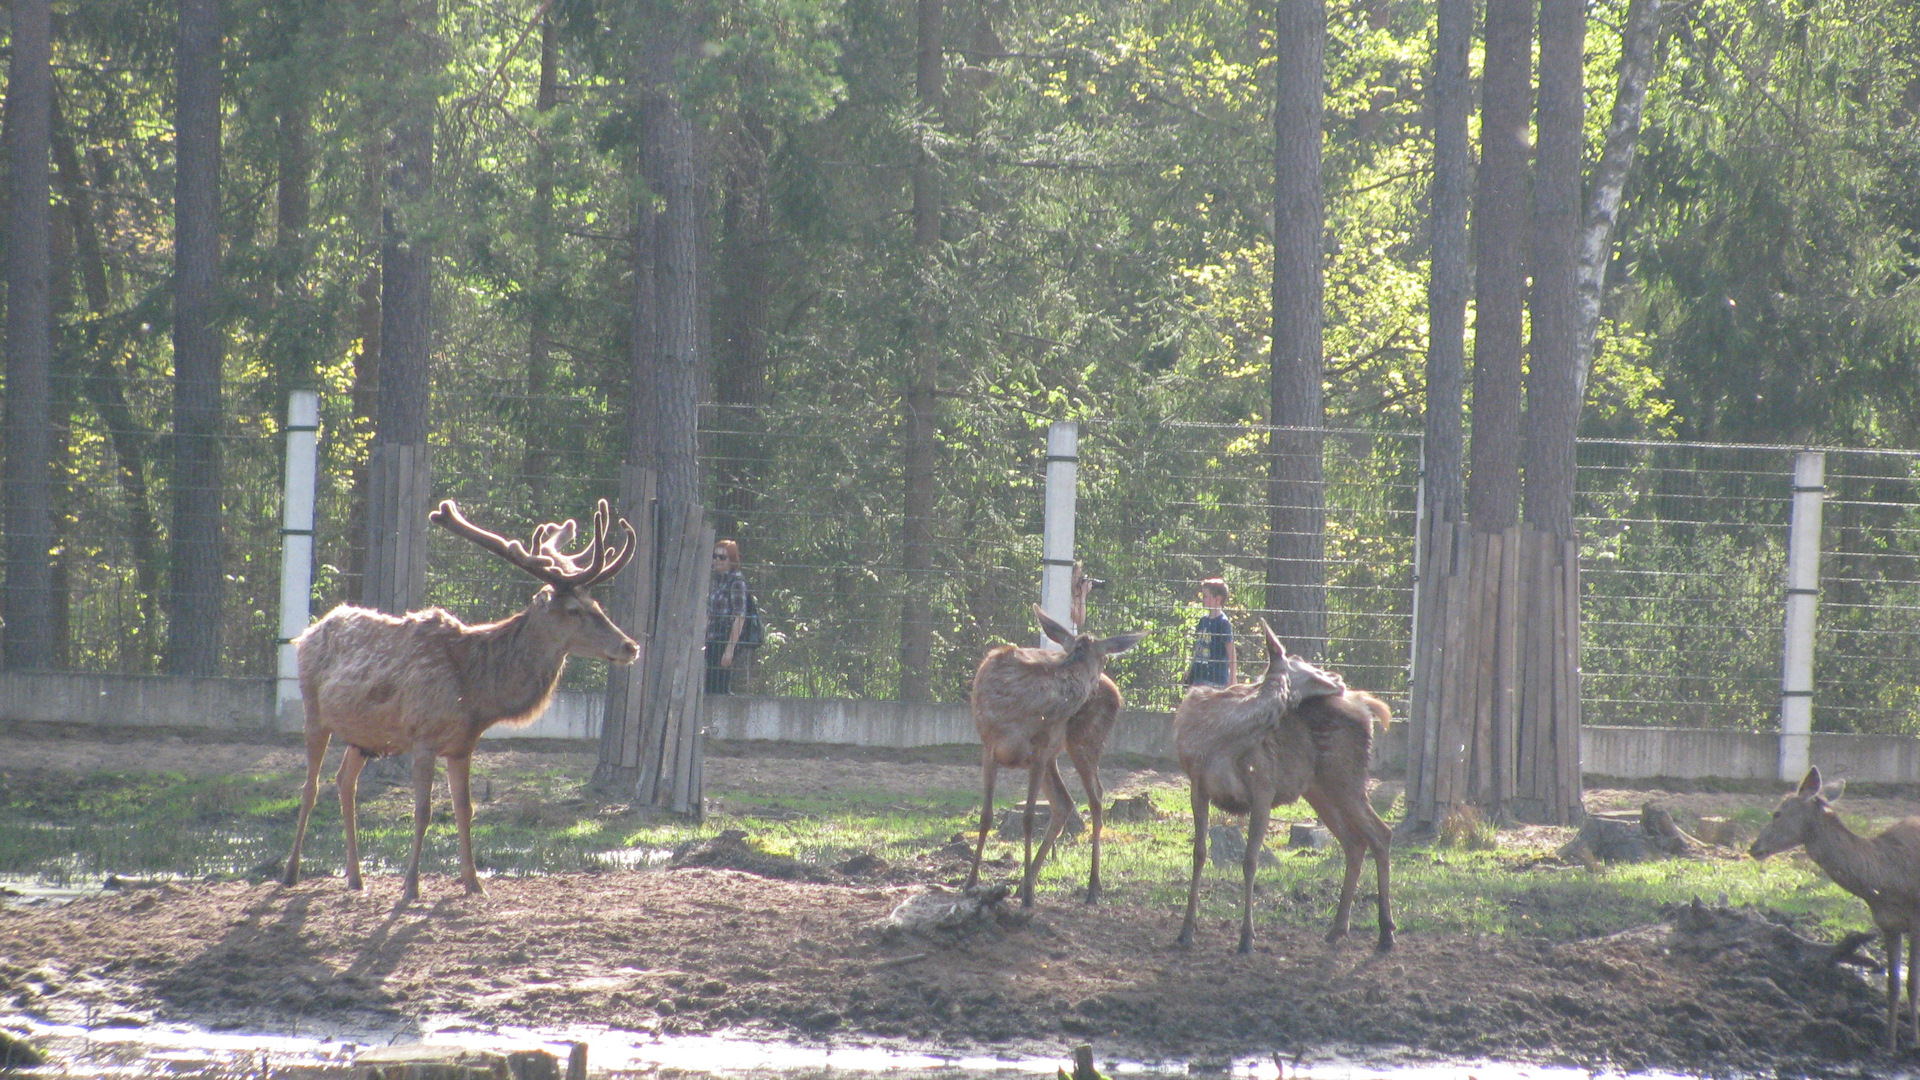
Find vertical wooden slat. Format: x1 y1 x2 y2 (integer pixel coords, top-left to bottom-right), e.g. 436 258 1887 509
674 521 717 814
1518 531 1546 804
1471 531 1502 802
1494 524 1523 812
1434 544 1473 810
1559 538 1582 823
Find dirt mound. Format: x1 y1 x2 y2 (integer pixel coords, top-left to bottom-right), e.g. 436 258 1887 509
2 871 1914 1076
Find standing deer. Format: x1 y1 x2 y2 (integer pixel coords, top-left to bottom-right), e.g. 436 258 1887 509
1175 621 1394 954
282 499 639 903
1749 766 1920 1051
964 604 1145 907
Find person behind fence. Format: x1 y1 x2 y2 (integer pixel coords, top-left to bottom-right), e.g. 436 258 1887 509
1183 577 1238 688
706 539 754 694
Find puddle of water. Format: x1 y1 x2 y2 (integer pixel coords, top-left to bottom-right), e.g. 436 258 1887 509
0 1014 1731 1080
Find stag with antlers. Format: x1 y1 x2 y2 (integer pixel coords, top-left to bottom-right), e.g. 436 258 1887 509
282 499 639 902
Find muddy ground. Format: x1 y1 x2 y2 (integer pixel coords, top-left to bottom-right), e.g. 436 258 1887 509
3 728 1919 1078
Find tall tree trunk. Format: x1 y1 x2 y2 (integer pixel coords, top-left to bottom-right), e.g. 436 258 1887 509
900 0 945 700
1265 0 1328 658
342 143 383 607
3 0 55 670
1577 0 1663 396
363 0 435 615
48 171 76 667
640 22 703 537
167 0 225 675
1468 0 1531 532
1524 0 1584 539
524 10 559 509
273 63 315 390
1425 0 1472 530
51 99 164 646
711 108 775 538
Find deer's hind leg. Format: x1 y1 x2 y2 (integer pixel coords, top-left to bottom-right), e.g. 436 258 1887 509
1016 762 1047 907
1067 742 1105 903
1239 800 1272 954
1176 785 1210 948
1308 785 1394 951
446 752 486 897
1029 758 1076 873
400 749 436 904
335 745 370 891
282 716 331 887
964 749 999 891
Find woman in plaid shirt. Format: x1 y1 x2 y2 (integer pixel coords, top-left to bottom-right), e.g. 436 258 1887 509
707 540 751 694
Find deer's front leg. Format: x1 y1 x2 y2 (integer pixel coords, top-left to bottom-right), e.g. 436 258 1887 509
964 751 997 891
446 752 486 897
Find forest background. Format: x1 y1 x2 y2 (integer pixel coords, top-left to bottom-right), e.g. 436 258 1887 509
2 0 1920 735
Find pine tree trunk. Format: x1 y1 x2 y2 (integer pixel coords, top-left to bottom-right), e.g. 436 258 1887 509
1524 0 1584 540
524 12 559 509
3 0 54 670
1424 0 1471 529
641 23 703 539
167 0 225 675
1265 0 1327 657
364 0 435 615
1468 0 1530 533
900 0 945 701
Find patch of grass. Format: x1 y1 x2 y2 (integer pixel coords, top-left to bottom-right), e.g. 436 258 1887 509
0 760 1884 948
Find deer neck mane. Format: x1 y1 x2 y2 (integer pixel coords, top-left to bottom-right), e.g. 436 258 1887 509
463 599 573 727
1805 806 1891 903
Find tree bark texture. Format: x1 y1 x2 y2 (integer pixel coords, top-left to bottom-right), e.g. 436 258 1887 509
3 0 55 669
1468 0 1530 533
1265 0 1328 657
711 109 775 538
639 23 703 539
524 11 559 509
900 0 946 701
364 0 435 615
1424 0 1472 530
1524 0 1584 541
343 142 384 607
167 0 226 675
1577 0 1664 398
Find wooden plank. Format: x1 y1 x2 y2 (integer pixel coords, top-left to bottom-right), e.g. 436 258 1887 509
1560 538 1583 822
1474 531 1504 803
1494 524 1523 811
674 521 718 814
655 505 706 807
1409 521 1452 814
636 503 695 803
1434 550 1474 810
1518 532 1546 802
601 468 658 773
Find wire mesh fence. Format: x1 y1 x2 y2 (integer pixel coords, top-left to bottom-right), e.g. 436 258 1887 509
15 377 1920 738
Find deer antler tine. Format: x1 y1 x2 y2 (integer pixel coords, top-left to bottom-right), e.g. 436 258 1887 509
431 500 557 581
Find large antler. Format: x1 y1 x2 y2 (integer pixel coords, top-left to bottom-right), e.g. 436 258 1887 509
430 499 637 590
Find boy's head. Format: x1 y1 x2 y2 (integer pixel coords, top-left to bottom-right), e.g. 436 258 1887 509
1200 578 1229 605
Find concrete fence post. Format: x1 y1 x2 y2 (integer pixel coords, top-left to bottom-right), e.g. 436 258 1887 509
276 390 321 728
1040 421 1080 647
1778 450 1825 782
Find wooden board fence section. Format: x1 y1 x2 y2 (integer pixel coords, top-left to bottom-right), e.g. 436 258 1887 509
361 441 432 614
595 467 659 789
1408 522 1583 826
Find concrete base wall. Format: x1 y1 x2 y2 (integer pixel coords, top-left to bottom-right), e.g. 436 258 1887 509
2 671 1912 784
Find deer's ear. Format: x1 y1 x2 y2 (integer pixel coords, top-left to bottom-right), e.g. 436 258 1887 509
1259 619 1286 663
1797 766 1823 797
1824 778 1846 802
1034 604 1073 644
1097 630 1146 655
